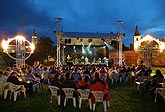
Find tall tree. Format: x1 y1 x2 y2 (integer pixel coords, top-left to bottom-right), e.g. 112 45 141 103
27 36 56 64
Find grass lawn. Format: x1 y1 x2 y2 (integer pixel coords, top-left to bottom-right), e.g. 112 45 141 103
0 81 164 112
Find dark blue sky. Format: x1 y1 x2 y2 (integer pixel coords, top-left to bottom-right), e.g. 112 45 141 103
0 0 165 47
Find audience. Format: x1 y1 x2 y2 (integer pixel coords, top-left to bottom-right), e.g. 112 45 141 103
3 62 165 108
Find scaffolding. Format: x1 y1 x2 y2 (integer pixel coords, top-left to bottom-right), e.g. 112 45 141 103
117 21 124 66
54 18 124 66
55 18 62 67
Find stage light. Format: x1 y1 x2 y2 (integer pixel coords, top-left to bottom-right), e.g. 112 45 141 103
104 41 115 50
81 42 87 55
103 46 106 48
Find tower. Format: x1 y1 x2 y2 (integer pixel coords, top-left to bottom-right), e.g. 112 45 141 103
32 29 37 45
133 25 141 50
117 21 124 66
55 18 63 67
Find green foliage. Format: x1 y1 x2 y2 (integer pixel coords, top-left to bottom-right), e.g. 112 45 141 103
27 36 56 65
0 49 15 67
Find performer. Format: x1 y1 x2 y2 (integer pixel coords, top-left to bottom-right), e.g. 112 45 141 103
85 56 89 65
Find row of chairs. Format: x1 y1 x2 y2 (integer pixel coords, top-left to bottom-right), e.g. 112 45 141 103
154 87 165 103
110 72 131 84
0 81 26 101
0 80 42 101
48 85 110 112
134 76 165 103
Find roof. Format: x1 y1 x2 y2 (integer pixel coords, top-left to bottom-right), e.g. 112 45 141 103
134 25 140 36
54 31 118 39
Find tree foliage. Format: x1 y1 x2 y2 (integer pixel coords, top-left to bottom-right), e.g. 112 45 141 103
27 36 56 65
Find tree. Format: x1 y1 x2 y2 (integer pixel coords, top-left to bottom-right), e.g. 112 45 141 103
27 36 56 65
0 47 15 67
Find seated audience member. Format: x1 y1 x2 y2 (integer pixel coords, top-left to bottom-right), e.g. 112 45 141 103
0 71 8 82
72 67 81 83
61 72 78 90
27 69 43 90
146 69 164 92
12 64 18 72
42 67 49 83
50 74 62 89
27 69 40 84
150 69 164 87
90 71 111 104
7 71 33 96
99 66 107 74
82 66 91 77
50 73 65 106
49 66 59 74
99 66 107 82
90 66 97 81
78 75 90 89
61 72 78 105
144 67 152 76
6 67 13 76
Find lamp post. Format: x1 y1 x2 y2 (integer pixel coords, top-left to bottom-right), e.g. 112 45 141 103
1 35 35 67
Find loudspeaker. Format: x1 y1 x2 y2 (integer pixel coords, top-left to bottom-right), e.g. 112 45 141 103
65 39 67 44
68 39 71 43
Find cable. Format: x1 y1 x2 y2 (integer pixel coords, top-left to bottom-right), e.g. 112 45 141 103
43 22 57 36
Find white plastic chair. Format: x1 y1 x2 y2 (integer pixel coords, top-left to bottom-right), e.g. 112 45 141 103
77 89 92 110
0 81 5 97
48 85 61 105
3 82 26 101
135 76 148 91
154 88 165 103
91 91 107 112
62 88 76 107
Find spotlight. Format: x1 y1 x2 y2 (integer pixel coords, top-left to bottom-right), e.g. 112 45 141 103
104 41 115 50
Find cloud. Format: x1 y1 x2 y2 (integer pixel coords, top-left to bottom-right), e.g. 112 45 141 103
0 0 52 39
0 0 165 47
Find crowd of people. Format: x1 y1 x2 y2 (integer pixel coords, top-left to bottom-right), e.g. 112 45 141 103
0 62 165 107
